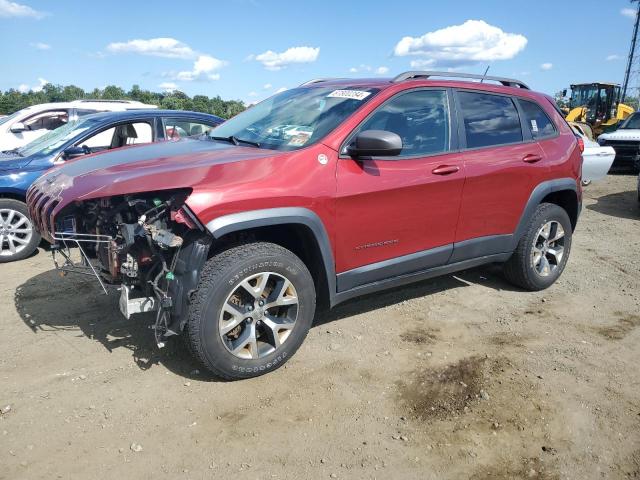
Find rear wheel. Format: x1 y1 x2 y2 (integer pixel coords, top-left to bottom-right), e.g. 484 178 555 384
0 199 40 263
503 203 572 291
186 242 316 380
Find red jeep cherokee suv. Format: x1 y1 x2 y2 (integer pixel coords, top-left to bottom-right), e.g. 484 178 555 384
27 71 582 379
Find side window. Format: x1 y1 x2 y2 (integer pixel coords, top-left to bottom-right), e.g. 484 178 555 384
77 122 153 150
79 127 115 149
349 90 450 157
518 99 556 140
164 118 216 140
457 91 522 148
23 110 69 131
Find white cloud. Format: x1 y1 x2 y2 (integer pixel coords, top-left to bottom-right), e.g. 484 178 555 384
348 64 390 75
159 82 178 92
107 37 195 59
248 91 258 97
174 54 225 81
275 87 287 93
254 46 319 70
18 78 48 93
622 7 637 19
0 0 45 18
606 54 622 61
394 20 527 68
540 62 553 71
263 83 272 90
30 42 50 50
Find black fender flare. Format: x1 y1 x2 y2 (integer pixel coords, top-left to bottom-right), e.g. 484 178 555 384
510 177 579 250
205 207 337 305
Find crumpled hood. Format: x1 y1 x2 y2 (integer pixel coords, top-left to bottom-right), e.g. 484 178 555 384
599 129 640 142
31 138 280 206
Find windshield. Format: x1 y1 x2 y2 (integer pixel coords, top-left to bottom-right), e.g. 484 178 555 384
569 85 599 109
0 110 22 128
17 119 96 157
620 112 640 129
208 86 379 151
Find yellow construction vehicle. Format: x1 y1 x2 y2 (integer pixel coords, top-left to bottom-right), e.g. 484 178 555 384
563 82 634 138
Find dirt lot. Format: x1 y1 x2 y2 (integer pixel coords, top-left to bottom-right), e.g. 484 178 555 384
1 175 639 480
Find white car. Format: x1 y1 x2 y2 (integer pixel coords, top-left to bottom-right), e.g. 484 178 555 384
570 124 616 184
597 112 640 172
0 100 157 151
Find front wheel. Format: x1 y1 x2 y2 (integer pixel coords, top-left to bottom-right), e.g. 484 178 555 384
186 242 316 380
503 203 573 291
0 199 40 263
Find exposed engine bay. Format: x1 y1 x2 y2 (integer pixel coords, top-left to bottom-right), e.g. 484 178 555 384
52 189 211 347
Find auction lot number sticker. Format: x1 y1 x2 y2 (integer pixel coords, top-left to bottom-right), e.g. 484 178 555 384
327 90 371 101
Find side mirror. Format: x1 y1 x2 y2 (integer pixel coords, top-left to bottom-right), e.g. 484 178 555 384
62 146 87 160
347 130 402 158
10 122 27 133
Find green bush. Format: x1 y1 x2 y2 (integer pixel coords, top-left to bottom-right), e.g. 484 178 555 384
0 83 246 119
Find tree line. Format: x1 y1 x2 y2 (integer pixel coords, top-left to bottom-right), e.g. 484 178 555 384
0 84 246 119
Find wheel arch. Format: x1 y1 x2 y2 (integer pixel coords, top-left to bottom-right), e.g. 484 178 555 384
0 191 27 203
205 208 337 309
512 178 579 249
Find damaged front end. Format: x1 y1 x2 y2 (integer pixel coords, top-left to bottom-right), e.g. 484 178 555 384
49 189 211 347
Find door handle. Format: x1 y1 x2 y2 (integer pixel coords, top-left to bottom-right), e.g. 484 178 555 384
432 165 460 175
523 154 542 163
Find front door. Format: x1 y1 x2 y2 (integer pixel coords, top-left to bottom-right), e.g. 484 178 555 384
335 89 464 290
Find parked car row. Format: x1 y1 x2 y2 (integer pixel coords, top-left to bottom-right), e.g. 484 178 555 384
0 99 157 151
0 109 223 261
2 71 638 379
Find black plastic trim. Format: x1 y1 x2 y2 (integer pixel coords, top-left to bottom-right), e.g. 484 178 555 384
334 253 512 305
449 235 513 263
512 178 578 245
337 244 452 292
206 207 337 305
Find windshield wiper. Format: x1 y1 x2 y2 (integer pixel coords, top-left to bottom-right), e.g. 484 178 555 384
210 135 261 148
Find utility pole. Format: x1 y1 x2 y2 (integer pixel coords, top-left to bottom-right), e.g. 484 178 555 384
622 0 640 102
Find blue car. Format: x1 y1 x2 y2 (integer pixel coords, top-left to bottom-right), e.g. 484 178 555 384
0 109 223 262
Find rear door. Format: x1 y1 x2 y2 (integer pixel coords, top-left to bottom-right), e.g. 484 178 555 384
335 88 465 289
451 90 549 262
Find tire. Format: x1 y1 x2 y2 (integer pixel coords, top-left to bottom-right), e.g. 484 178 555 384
503 203 572 291
0 198 40 263
186 242 316 380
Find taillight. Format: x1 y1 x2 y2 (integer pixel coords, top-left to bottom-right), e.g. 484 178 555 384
576 136 584 153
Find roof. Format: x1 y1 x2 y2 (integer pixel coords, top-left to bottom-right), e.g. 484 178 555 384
570 82 620 88
78 109 224 123
16 99 157 113
298 70 533 94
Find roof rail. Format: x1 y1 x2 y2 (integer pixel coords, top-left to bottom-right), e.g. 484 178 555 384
299 78 345 86
392 71 530 89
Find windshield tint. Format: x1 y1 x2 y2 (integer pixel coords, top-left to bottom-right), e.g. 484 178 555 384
620 113 640 129
17 119 96 157
208 86 379 151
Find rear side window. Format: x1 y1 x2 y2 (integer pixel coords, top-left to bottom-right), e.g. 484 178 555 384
350 89 450 157
457 91 522 148
519 99 556 139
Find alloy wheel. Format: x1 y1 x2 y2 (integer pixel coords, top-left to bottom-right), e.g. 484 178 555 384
219 272 299 360
531 220 565 277
0 208 33 258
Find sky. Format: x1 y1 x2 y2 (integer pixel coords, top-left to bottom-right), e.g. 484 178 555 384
0 0 637 104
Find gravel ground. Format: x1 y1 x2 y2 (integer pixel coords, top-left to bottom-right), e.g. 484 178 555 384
0 175 639 480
